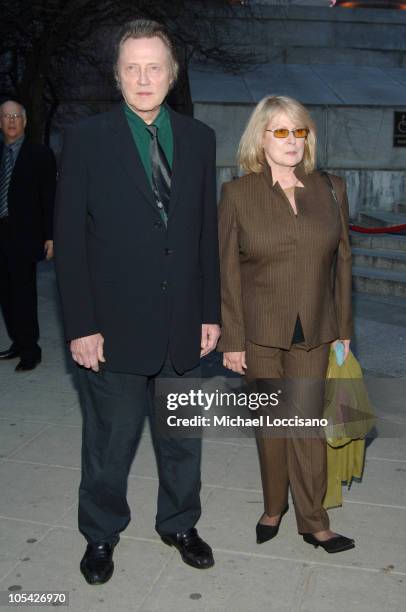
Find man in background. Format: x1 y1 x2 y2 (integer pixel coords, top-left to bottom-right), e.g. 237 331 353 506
0 100 56 371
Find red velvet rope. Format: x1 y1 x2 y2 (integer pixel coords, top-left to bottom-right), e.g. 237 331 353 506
350 224 406 234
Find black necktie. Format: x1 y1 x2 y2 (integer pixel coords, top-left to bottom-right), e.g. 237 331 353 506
146 125 171 220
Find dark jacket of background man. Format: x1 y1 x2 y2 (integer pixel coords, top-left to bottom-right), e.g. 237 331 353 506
0 140 56 261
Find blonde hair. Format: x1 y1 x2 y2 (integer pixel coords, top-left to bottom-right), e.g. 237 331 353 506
238 96 317 174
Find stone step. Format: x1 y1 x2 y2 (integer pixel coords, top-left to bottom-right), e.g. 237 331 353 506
352 247 406 273
358 210 406 229
352 266 406 298
350 231 406 253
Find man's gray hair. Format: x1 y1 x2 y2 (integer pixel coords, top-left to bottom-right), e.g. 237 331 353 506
113 19 179 89
0 100 27 119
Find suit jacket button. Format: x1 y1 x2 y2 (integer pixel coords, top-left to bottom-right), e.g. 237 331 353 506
161 281 168 290
154 221 162 229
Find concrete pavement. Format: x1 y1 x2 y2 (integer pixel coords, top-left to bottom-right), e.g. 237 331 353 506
0 262 405 611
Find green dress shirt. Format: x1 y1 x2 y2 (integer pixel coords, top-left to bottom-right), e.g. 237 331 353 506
124 102 173 189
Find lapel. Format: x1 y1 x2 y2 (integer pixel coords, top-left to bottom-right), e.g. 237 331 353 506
166 106 192 221
262 160 310 189
104 102 158 215
8 139 29 192
11 138 28 167
104 102 192 222
262 159 312 203
293 161 310 185
293 161 311 209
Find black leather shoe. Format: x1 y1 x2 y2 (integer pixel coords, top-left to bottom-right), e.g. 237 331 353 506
161 528 214 569
0 347 19 360
80 542 115 585
302 533 355 553
15 356 41 372
256 503 289 544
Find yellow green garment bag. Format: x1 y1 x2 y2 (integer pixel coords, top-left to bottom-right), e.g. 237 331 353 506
323 346 375 509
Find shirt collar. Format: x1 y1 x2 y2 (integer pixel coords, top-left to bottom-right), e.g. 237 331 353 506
152 105 169 130
123 102 167 130
6 134 25 154
262 158 308 190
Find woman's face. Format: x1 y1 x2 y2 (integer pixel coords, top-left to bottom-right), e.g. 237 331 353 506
262 111 307 169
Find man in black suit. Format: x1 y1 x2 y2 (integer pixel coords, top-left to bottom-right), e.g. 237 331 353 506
0 100 56 371
54 20 221 585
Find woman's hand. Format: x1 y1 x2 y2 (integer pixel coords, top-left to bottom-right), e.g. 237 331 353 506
332 339 351 361
223 351 247 375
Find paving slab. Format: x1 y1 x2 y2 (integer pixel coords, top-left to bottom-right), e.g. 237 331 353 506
0 528 171 612
217 443 262 491
138 551 308 612
49 404 82 427
365 436 406 462
342 457 406 507
0 420 51 459
0 518 51 583
0 387 77 422
8 424 82 468
297 564 405 612
0 461 78 525
353 317 406 377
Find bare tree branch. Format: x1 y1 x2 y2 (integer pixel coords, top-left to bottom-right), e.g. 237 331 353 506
0 0 263 143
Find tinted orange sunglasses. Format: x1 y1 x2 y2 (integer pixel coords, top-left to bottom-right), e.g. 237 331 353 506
266 128 309 139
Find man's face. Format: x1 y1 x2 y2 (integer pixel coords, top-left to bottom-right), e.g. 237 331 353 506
117 36 172 121
0 101 26 144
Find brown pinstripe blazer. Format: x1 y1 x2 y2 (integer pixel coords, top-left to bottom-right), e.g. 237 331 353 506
217 162 353 353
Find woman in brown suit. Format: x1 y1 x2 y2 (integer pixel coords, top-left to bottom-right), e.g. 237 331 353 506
217 95 355 553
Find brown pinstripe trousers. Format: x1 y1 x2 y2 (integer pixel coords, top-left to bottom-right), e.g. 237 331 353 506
246 339 331 534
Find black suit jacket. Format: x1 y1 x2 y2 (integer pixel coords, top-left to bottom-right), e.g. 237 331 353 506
54 102 221 375
0 140 57 261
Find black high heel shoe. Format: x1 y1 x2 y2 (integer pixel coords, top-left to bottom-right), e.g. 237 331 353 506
256 504 289 544
302 533 355 553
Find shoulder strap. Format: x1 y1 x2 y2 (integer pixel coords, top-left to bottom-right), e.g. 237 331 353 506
320 170 339 208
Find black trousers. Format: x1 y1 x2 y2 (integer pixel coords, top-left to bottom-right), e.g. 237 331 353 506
0 220 40 359
76 355 202 545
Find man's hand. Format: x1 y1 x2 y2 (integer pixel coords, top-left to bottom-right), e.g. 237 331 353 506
332 339 351 361
200 324 221 357
70 333 105 372
44 240 54 260
223 351 247 375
